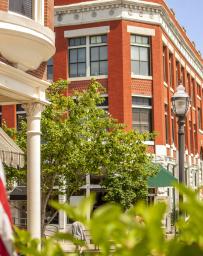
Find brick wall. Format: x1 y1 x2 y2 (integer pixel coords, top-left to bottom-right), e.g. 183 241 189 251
0 0 8 11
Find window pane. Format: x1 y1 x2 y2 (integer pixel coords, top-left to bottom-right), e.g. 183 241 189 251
100 46 107 60
9 0 32 18
78 63 86 77
135 36 142 44
91 47 99 61
91 62 99 76
69 49 77 63
101 35 107 43
140 47 148 61
142 37 149 45
131 60 139 75
131 35 136 44
100 61 108 75
131 46 139 60
69 37 86 46
78 48 86 62
69 64 77 77
140 61 149 76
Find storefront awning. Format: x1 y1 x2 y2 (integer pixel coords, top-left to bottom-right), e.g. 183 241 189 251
0 127 24 168
148 165 177 187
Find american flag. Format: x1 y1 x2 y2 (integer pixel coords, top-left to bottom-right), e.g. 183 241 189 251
0 161 14 256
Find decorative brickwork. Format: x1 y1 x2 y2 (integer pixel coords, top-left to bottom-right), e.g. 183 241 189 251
131 79 152 96
68 79 108 94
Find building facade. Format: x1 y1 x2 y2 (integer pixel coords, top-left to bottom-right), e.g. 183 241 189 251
0 0 55 238
52 0 203 231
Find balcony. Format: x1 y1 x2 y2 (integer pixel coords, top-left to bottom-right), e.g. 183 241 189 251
0 10 55 71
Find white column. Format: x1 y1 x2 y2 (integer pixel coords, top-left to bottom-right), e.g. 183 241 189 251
58 193 67 231
23 103 44 239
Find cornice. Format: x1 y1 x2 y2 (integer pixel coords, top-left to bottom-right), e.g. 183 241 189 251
54 0 203 79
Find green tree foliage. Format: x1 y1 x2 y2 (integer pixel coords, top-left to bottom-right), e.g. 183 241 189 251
5 79 156 233
14 185 203 256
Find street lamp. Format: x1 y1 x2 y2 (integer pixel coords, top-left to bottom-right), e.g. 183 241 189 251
171 84 190 205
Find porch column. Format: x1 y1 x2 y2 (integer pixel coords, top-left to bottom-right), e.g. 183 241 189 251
23 103 45 239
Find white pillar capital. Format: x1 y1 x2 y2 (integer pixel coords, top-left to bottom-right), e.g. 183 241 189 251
22 102 45 118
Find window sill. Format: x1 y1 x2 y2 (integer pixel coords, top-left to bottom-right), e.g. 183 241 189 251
143 141 154 146
131 75 152 80
69 75 108 82
199 129 203 135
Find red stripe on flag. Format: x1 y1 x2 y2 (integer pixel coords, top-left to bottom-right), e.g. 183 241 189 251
0 179 12 224
0 237 9 256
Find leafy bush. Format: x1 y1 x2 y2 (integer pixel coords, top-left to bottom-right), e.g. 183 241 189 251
14 184 203 255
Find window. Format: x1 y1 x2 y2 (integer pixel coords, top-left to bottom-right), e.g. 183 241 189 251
165 104 169 144
189 121 193 151
68 35 108 78
9 0 33 19
163 46 167 82
181 67 185 84
169 53 173 88
198 108 202 130
16 104 26 130
171 110 175 144
90 35 108 76
132 96 152 133
97 96 108 111
176 61 179 85
47 59 53 81
197 83 201 97
191 79 195 106
131 35 151 76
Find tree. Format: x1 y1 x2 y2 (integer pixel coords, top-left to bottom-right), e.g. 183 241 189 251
5 79 156 234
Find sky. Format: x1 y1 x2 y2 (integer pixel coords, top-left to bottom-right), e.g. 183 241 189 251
166 0 203 55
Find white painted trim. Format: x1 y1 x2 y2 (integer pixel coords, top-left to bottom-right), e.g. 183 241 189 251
131 75 152 80
175 52 181 62
64 26 110 38
199 129 203 135
197 95 201 100
180 58 185 67
127 25 155 36
170 88 174 93
196 77 201 85
144 141 154 146
164 81 168 87
132 94 152 98
0 61 49 104
69 75 108 82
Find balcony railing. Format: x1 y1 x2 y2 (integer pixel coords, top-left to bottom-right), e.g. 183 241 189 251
9 0 33 19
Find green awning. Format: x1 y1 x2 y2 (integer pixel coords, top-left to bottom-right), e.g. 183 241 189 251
148 165 177 187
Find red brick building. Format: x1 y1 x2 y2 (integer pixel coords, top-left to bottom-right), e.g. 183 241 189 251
53 0 203 193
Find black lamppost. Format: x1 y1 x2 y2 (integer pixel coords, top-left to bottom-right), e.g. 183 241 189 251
172 84 190 205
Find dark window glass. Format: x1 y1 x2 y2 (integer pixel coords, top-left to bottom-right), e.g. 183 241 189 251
198 108 202 130
132 108 152 133
97 97 108 107
163 46 167 82
176 61 179 85
69 48 86 77
165 104 169 144
132 97 152 106
16 104 26 130
169 53 173 87
90 46 108 76
69 37 86 47
47 59 53 81
9 0 32 18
